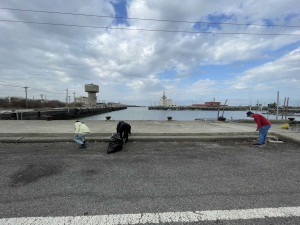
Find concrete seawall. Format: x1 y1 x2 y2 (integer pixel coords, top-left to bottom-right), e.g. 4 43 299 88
0 106 127 120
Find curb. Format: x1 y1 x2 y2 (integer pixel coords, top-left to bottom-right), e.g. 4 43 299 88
0 132 258 137
0 135 273 143
271 132 300 144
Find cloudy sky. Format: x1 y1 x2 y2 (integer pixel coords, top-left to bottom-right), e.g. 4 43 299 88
0 0 300 106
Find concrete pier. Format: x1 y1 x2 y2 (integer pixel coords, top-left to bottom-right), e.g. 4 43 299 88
0 106 127 120
0 120 299 144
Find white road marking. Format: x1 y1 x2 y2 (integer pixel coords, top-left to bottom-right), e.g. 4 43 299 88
1 206 300 225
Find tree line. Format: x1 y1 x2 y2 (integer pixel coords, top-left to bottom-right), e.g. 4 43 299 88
0 97 67 109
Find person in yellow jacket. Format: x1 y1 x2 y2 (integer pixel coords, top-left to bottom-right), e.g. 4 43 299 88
73 120 90 148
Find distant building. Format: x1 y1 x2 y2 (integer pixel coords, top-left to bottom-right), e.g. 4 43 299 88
167 99 173 106
85 83 99 107
204 101 221 107
106 102 126 107
97 102 106 108
191 99 227 107
75 96 88 105
159 91 177 107
159 91 167 106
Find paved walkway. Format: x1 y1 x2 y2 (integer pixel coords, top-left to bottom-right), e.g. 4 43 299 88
0 120 299 143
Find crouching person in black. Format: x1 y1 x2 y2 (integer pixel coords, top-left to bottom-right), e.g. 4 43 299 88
116 121 131 143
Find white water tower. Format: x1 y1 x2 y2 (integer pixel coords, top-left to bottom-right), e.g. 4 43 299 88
85 84 99 107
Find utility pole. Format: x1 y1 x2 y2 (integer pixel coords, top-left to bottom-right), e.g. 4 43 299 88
276 91 279 120
68 96 71 105
282 97 286 119
73 92 76 107
24 86 28 109
66 89 68 107
285 97 289 119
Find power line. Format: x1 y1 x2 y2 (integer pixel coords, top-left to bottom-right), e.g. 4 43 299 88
0 83 65 94
1 7 300 28
0 83 24 88
29 87 65 94
0 19 299 36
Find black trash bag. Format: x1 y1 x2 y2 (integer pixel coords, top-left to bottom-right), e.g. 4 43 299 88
107 134 123 154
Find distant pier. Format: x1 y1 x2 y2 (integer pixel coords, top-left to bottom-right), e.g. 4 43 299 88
148 106 300 114
148 106 258 111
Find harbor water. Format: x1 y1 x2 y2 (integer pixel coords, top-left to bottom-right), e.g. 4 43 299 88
79 107 300 121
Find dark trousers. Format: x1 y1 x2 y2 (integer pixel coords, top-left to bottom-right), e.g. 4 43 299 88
120 132 129 143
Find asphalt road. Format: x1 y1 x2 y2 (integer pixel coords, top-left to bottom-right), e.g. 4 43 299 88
0 140 300 224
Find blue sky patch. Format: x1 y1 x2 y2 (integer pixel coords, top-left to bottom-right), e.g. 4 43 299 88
262 19 276 27
157 69 177 80
284 13 299 23
188 60 269 83
262 41 300 59
111 0 129 25
193 13 235 32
